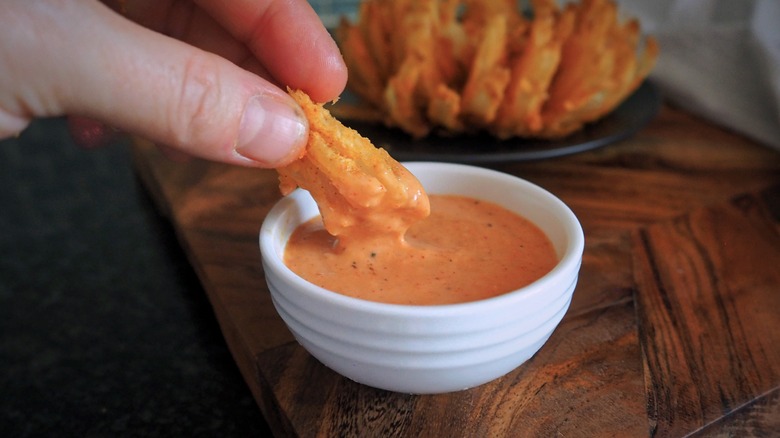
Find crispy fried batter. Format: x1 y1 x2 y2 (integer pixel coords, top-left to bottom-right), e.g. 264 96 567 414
278 90 430 245
460 14 511 125
337 0 658 140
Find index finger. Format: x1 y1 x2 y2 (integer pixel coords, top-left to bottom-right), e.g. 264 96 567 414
194 0 347 102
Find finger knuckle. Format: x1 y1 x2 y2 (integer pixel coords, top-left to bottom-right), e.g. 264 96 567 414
167 53 226 148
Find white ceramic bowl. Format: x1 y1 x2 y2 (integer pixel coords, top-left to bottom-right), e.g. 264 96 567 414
260 162 584 394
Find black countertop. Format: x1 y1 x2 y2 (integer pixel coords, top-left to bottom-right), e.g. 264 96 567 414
0 118 271 436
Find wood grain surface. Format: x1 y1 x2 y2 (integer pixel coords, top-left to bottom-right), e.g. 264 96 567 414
132 103 780 437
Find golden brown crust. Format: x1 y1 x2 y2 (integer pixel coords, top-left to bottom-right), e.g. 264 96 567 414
277 90 430 244
337 0 658 140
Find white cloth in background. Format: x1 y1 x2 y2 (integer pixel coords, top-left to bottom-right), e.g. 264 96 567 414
618 0 780 150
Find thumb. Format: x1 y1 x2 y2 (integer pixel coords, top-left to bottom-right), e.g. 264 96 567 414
2 2 308 168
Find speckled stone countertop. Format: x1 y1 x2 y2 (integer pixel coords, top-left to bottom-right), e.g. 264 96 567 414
0 118 270 436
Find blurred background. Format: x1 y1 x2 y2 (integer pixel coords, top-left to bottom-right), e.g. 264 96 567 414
0 120 272 436
309 0 360 27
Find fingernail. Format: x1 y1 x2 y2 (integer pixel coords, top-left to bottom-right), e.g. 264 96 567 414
236 94 308 166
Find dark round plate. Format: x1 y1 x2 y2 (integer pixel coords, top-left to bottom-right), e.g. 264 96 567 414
339 80 661 164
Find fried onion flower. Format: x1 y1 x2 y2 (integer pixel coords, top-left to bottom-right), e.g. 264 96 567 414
337 0 659 140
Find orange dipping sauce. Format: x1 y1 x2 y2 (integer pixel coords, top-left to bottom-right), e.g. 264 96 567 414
284 195 558 305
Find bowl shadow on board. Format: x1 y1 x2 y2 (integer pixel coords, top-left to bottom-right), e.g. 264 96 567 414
337 80 661 165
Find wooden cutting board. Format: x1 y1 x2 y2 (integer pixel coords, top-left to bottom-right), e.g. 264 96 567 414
132 104 780 437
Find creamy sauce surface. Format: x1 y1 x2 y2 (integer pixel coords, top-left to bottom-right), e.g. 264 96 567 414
284 195 558 305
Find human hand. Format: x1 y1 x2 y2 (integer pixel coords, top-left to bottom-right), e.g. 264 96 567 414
0 0 347 167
